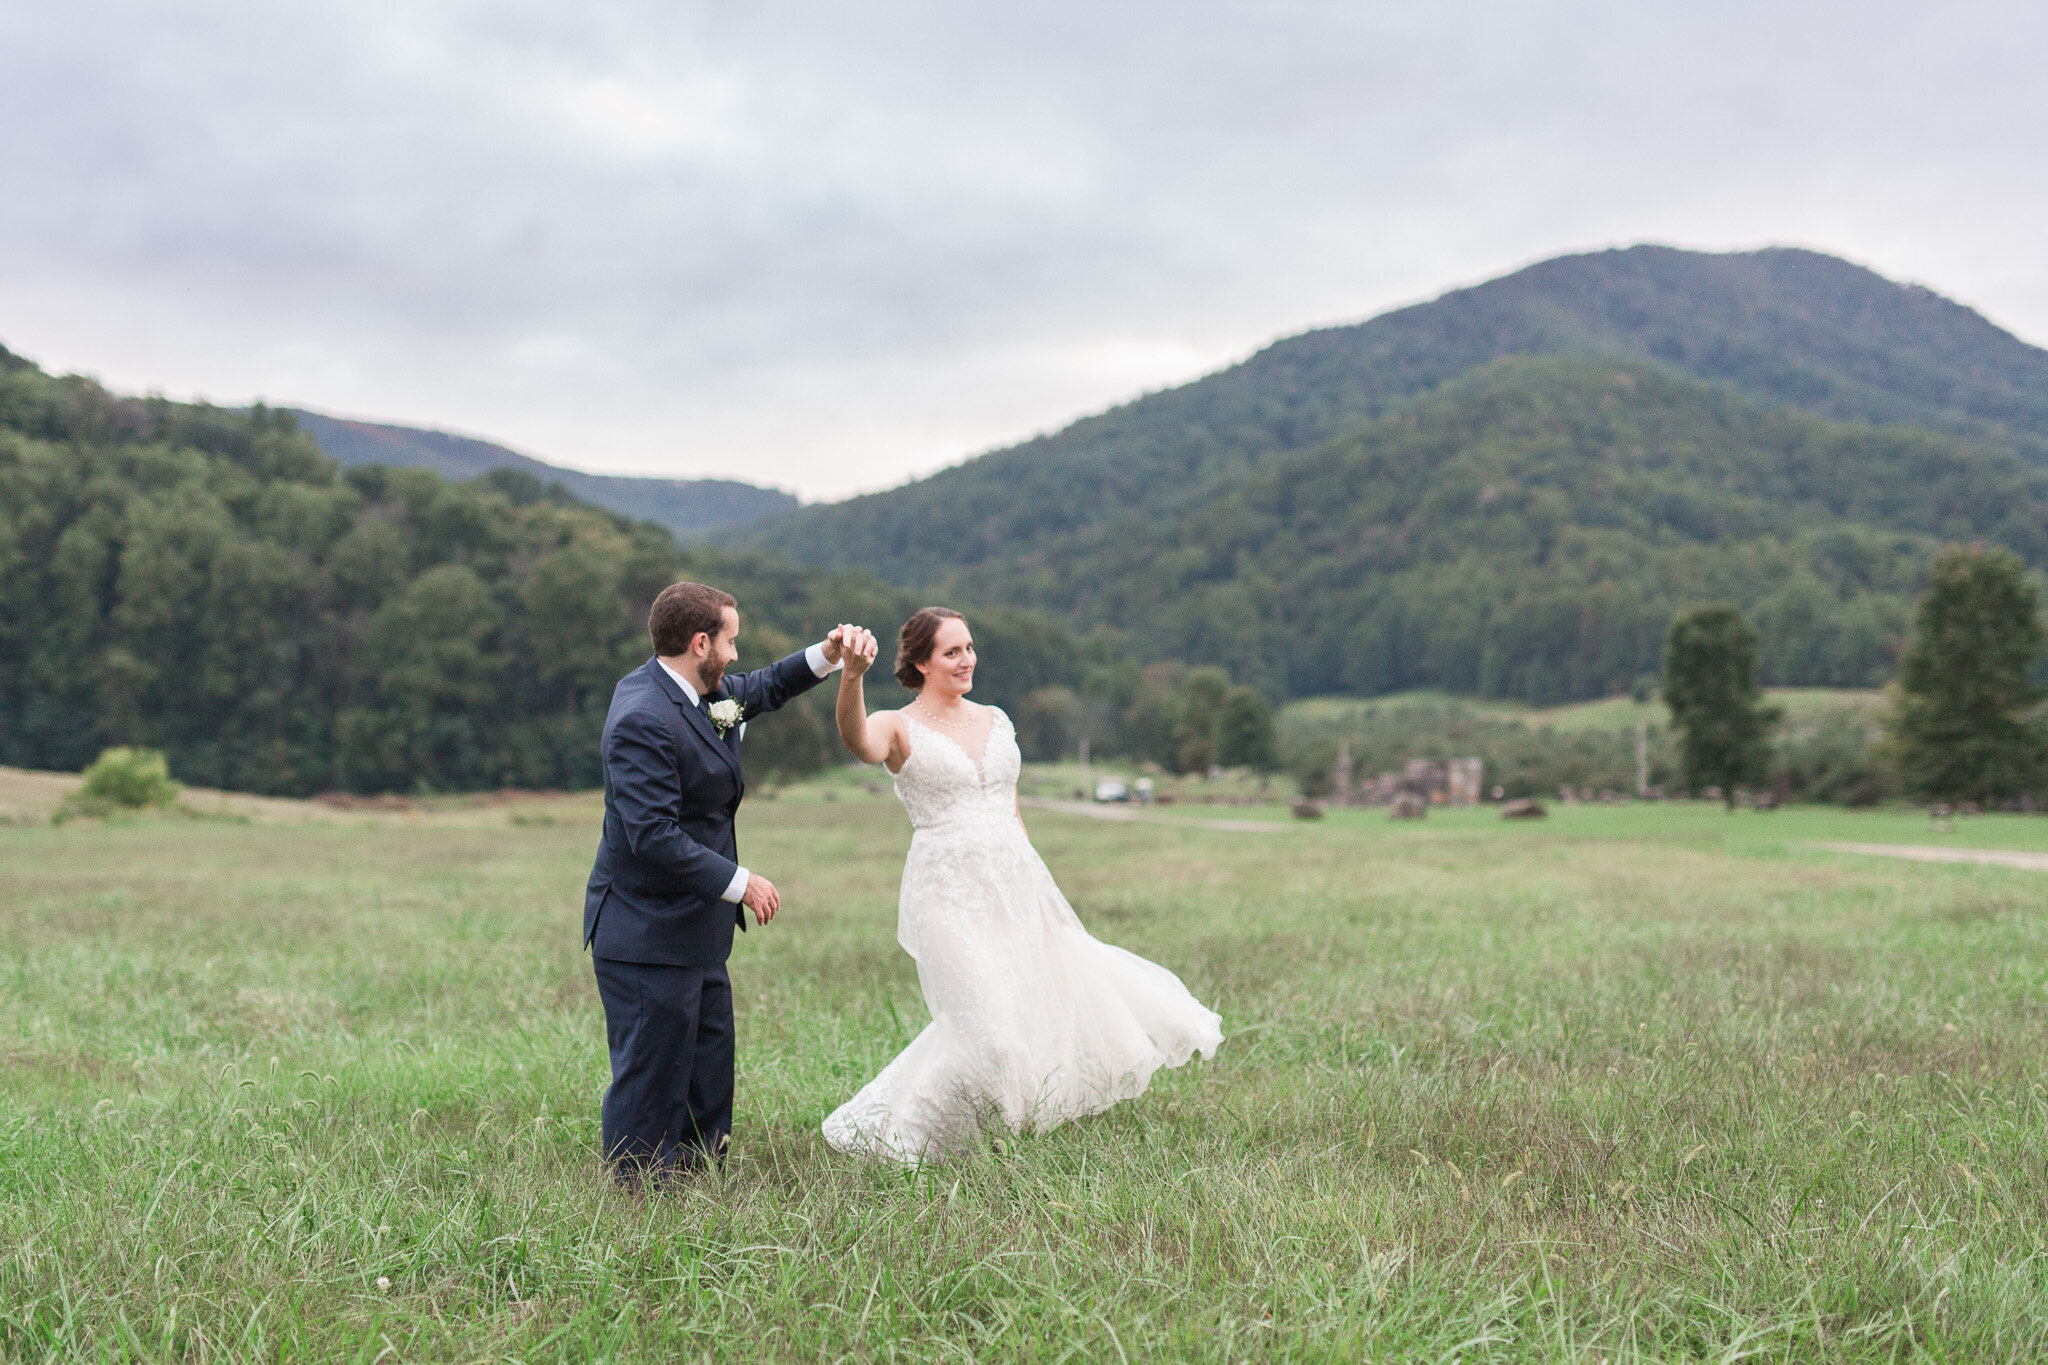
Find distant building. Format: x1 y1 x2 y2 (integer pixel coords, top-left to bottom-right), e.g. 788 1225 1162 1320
1404 757 1449 801
1358 772 1402 805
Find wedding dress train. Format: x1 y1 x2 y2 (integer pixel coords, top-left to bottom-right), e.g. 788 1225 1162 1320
822 709 1222 1163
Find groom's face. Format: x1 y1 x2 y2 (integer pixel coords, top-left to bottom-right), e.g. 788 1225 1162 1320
692 607 741 693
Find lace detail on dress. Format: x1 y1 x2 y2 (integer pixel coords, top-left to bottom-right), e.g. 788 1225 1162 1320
822 706 1223 1164
889 708 1020 832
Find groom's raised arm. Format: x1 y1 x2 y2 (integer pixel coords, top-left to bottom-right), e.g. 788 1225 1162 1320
605 708 739 902
724 637 843 718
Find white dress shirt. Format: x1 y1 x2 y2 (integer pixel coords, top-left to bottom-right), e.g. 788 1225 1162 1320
657 641 840 903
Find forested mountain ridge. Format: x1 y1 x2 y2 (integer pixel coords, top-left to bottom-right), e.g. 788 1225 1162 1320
912 356 2048 702
289 408 798 539
736 245 2048 584
0 346 1093 794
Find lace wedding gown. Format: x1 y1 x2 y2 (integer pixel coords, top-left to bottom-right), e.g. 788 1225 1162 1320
822 708 1223 1163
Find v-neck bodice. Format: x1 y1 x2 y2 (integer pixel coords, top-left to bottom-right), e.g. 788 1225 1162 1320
894 708 1021 831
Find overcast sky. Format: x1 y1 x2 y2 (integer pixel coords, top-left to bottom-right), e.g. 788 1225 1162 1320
4 2 2044 500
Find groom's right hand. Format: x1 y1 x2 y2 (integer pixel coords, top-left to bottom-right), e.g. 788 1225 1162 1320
741 872 781 925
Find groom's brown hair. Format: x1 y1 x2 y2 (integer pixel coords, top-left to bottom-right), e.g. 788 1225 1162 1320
649 582 736 656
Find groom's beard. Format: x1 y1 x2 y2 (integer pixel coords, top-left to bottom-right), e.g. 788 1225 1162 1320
694 658 727 696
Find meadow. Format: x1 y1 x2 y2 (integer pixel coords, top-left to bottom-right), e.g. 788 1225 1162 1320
3 773 2046 1362
1281 688 1888 736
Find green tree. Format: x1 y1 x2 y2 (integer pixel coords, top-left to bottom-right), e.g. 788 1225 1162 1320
1171 666 1233 773
741 692 832 782
1017 686 1081 762
731 623 831 782
1214 685 1279 772
1662 604 1779 808
341 564 504 790
1887 545 2047 805
523 535 632 714
1121 662 1185 768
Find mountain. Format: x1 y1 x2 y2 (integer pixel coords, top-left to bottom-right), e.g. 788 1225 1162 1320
974 354 2048 700
289 408 798 539
736 245 2048 586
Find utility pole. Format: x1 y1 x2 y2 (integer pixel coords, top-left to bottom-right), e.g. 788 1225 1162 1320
1635 716 1649 798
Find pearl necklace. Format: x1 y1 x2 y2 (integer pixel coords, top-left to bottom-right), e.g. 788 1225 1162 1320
916 700 975 730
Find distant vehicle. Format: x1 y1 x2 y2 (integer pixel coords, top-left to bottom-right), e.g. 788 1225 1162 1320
1093 778 1131 803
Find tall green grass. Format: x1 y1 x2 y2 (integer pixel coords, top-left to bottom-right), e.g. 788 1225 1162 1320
4 795 2045 1361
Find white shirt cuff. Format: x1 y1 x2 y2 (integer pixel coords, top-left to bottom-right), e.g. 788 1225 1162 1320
721 865 750 904
805 641 843 677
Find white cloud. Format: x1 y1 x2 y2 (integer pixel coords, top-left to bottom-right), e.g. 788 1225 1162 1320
2 0 2044 498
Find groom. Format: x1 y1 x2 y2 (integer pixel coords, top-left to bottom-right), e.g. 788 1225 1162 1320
584 580 849 1183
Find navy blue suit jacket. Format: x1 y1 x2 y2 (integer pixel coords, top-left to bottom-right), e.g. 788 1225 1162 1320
583 650 825 966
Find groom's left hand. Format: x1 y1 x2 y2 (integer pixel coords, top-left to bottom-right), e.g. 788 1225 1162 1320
821 624 858 667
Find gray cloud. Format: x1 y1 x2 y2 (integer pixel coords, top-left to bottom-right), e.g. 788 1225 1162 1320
4 1 2044 497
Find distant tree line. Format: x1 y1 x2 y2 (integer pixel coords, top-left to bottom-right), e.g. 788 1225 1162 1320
1013 663 1277 774
13 345 2035 806
0 351 1279 794
1282 546 2045 809
1660 546 2046 808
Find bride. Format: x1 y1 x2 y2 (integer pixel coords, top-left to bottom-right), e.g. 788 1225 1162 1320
821 608 1223 1163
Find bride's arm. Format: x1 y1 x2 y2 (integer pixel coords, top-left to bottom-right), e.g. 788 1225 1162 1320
835 629 909 772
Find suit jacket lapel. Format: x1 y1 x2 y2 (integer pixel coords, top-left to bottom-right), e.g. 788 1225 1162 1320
643 659 742 781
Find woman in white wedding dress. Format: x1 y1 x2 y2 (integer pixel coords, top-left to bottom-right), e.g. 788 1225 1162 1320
821 608 1223 1163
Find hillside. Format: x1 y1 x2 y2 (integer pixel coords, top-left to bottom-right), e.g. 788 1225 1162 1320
927 356 2048 701
289 408 798 538
738 245 2048 585
0 346 1097 794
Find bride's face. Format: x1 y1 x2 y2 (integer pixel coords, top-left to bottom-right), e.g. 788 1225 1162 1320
919 617 976 698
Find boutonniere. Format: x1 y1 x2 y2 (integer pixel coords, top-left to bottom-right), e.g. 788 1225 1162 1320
707 698 743 736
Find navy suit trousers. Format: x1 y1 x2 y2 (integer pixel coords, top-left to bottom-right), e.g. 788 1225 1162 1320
594 957 734 1176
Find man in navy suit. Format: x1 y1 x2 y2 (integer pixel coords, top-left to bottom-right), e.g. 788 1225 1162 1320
584 580 850 1183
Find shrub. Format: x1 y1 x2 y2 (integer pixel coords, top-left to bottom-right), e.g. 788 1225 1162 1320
55 747 181 822
1769 706 1894 807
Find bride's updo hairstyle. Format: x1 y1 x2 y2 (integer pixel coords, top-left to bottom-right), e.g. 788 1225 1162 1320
894 607 965 689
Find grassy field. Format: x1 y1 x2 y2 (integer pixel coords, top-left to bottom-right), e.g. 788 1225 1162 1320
4 775 2047 1362
1284 688 1888 735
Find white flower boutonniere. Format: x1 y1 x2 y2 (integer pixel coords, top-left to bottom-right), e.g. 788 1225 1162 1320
707 698 743 736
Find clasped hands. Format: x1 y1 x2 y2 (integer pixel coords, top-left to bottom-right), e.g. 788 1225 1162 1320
825 623 881 675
